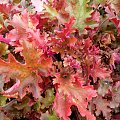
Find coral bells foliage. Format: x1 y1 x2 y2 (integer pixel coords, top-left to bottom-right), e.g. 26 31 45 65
53 67 97 120
0 0 120 120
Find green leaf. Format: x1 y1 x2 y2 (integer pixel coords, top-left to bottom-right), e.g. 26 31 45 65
44 5 58 17
40 111 59 120
0 42 9 56
0 95 7 106
95 0 104 4
40 88 55 109
48 112 59 120
66 0 93 30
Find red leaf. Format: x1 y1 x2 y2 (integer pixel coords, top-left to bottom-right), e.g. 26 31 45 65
0 3 12 15
90 59 112 83
53 70 97 120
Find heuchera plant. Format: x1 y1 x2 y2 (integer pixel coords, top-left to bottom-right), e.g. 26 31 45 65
0 0 120 120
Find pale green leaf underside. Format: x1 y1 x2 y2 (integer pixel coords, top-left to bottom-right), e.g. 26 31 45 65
66 0 93 30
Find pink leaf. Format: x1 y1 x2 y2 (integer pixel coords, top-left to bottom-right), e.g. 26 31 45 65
105 6 120 35
0 35 10 44
31 0 47 12
53 70 97 120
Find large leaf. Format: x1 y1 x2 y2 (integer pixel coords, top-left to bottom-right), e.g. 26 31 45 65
110 81 120 108
93 96 111 120
53 71 97 120
44 0 100 31
0 40 52 99
66 0 93 30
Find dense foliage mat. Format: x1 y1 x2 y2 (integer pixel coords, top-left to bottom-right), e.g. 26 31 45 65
0 0 120 120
